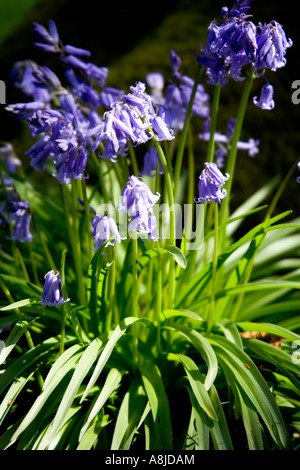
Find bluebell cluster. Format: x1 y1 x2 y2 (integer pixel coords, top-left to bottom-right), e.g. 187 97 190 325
198 0 292 108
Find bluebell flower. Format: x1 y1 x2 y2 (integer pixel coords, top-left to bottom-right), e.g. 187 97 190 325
198 117 259 166
164 51 210 129
255 21 292 71
0 143 22 173
91 213 123 251
198 3 258 85
33 20 60 53
253 83 275 110
91 82 174 161
7 201 33 243
40 270 70 307
195 162 230 204
140 145 163 177
118 175 160 216
118 175 160 240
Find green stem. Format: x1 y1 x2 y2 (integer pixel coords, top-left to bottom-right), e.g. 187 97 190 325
32 215 56 271
174 64 202 199
60 184 86 307
186 128 195 246
206 202 219 334
266 159 300 218
91 153 110 204
219 68 255 245
156 247 162 355
152 139 176 308
206 85 221 163
131 235 139 318
128 144 139 176
81 179 93 251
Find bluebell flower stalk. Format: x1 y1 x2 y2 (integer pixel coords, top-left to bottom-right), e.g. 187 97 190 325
40 270 70 307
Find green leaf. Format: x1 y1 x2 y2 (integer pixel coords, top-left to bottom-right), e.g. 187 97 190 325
0 336 68 396
208 334 288 449
111 378 148 450
237 322 300 344
161 309 204 322
184 388 210 450
0 298 38 311
48 336 104 441
166 324 218 391
208 385 234 450
8 346 84 446
0 320 30 364
168 353 218 422
163 245 187 269
81 317 148 401
79 368 122 443
0 372 35 427
140 360 173 450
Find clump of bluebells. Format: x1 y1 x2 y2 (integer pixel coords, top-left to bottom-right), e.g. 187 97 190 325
198 0 292 109
2 0 293 301
1 1 299 451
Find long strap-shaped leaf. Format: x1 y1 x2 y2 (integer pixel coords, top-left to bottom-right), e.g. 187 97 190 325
165 324 218 391
81 317 149 402
208 334 288 449
140 360 173 450
8 345 84 446
48 336 104 441
111 377 148 450
168 353 218 422
79 368 122 443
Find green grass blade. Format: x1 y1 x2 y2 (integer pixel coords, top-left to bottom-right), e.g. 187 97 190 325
237 322 300 344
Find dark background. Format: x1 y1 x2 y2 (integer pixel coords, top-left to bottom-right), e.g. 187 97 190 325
0 0 299 217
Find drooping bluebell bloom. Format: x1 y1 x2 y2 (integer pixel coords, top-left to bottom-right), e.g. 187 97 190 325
7 201 33 243
198 14 258 85
91 82 174 161
255 21 292 72
140 145 163 177
118 175 160 217
118 175 160 240
253 83 275 110
91 213 123 251
40 270 70 307
149 51 210 130
0 143 22 173
195 162 230 204
198 118 259 166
